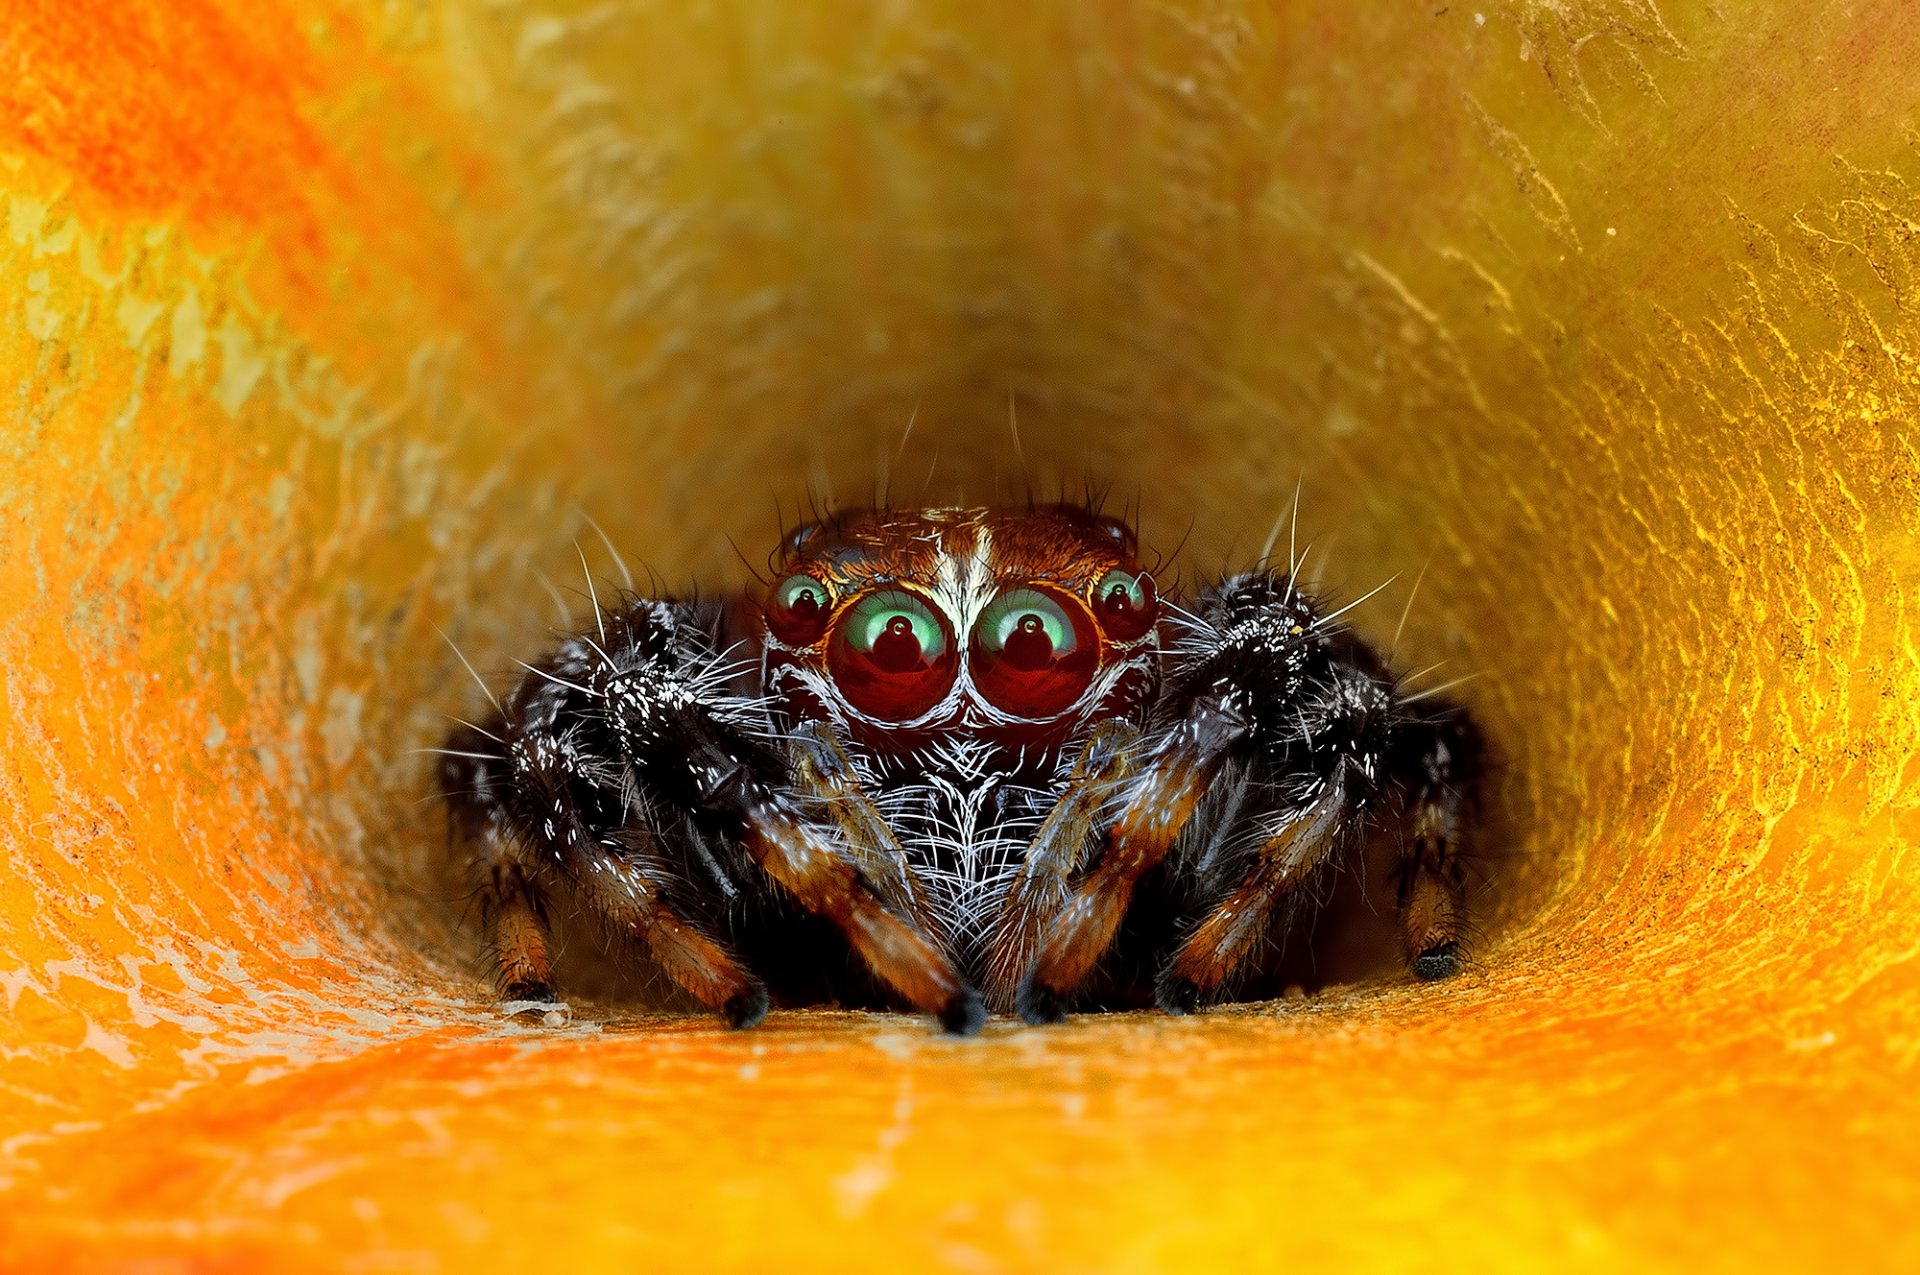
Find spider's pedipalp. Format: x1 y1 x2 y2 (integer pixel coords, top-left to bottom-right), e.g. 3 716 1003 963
786 721 942 940
984 719 1142 1012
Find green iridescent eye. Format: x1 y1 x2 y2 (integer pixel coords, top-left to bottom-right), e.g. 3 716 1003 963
976 590 1079 666
1092 568 1157 640
766 574 833 645
968 587 1098 717
828 590 958 720
846 593 947 662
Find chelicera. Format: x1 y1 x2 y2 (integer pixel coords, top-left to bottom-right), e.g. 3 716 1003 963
437 505 1482 1033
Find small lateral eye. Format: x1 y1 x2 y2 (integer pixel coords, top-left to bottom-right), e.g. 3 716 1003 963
1092 569 1157 641
766 574 833 646
829 590 958 721
970 587 1098 718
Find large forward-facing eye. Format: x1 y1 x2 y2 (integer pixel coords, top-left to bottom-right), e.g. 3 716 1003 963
766 573 834 646
969 588 1099 718
828 590 958 721
1091 568 1157 641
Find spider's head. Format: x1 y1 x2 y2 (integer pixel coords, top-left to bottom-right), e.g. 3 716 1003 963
758 506 1160 753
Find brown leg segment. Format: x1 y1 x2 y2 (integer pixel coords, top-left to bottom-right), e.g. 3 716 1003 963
1388 710 1481 981
482 858 555 1001
1017 700 1248 1024
738 793 984 1034
470 823 770 1028
572 851 768 1027
1155 774 1349 1013
441 723 559 1003
1399 791 1470 980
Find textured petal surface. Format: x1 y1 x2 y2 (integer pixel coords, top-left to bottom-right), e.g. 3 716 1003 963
1 2 1917 1270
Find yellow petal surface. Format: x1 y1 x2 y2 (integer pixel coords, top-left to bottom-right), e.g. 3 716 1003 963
1 2 1917 1271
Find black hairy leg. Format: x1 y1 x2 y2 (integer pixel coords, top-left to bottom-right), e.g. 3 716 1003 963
439 598 982 1034
1153 770 1351 1013
1018 570 1480 1023
438 633 768 1027
439 721 555 1003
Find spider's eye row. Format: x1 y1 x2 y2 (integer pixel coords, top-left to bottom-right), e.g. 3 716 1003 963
829 590 958 721
970 588 1098 718
1092 568 1158 641
766 574 834 646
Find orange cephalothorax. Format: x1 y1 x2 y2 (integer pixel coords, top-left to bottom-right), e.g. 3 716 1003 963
759 507 1161 749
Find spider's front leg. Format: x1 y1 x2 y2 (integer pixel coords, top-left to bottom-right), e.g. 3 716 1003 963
1014 574 1295 1023
443 599 982 1034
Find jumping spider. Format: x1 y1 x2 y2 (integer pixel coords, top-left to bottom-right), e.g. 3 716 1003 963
438 505 1482 1034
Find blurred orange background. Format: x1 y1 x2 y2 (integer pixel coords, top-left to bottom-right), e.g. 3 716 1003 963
1 1 1917 1270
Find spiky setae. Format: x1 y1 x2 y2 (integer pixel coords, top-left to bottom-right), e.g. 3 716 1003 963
438 506 1482 1032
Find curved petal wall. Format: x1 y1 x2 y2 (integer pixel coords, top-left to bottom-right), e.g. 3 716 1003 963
2 3 1916 1269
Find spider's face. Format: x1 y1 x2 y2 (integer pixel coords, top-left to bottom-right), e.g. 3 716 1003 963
760 507 1160 752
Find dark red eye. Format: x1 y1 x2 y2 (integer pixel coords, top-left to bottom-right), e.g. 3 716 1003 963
828 590 958 721
766 574 833 646
969 588 1098 718
1092 569 1157 641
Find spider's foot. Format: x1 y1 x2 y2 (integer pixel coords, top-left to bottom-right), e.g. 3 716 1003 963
723 984 770 1030
938 987 988 1037
502 979 557 1004
1154 973 1202 1016
1412 941 1462 981
1015 974 1070 1026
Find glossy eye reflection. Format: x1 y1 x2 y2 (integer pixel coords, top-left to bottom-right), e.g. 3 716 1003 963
766 573 833 646
1092 568 1157 641
829 590 958 721
970 588 1098 718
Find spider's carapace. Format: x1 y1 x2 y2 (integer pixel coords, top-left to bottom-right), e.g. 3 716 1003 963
762 507 1159 752
438 505 1483 1033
